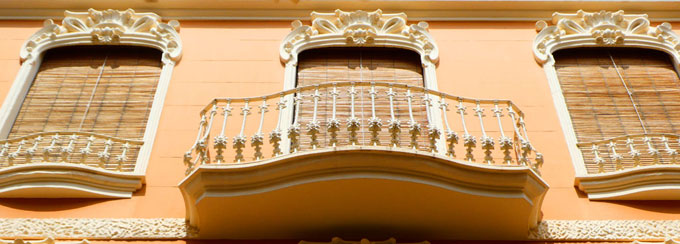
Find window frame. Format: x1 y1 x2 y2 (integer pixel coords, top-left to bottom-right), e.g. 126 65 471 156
278 9 444 153
0 8 182 198
534 10 680 199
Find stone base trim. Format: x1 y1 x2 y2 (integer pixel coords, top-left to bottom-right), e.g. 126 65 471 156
0 218 679 241
530 220 680 241
0 218 191 239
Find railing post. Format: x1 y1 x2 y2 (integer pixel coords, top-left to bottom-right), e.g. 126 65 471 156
422 89 441 154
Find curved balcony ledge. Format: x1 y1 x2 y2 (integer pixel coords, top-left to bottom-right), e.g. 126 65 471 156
0 131 145 198
0 163 143 198
576 133 680 200
179 146 548 240
576 165 680 200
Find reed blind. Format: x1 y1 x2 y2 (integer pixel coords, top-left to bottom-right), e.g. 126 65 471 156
9 46 162 140
554 48 680 172
296 48 428 149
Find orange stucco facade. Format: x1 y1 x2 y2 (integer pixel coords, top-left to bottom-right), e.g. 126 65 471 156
0 3 679 243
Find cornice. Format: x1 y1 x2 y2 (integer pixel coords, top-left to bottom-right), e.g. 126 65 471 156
3 2 680 21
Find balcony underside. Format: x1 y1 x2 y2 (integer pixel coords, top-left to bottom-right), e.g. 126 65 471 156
0 163 143 198
576 165 680 200
180 146 548 240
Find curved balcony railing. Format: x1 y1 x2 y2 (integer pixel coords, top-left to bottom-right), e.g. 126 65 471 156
0 131 144 172
578 133 680 174
183 82 543 174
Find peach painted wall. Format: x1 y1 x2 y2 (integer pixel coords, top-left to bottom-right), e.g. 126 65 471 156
0 20 678 220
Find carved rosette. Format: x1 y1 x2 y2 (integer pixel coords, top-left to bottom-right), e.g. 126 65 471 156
280 9 439 66
21 9 182 64
533 10 680 64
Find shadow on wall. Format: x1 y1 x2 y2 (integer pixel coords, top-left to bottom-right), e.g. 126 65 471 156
0 198 113 211
0 185 146 211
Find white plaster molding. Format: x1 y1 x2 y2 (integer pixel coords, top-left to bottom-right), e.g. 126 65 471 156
0 218 190 239
1 237 88 244
575 165 680 200
533 10 680 65
530 220 680 241
0 163 142 198
179 146 547 239
532 10 680 199
0 8 182 198
20 8 181 64
280 9 438 68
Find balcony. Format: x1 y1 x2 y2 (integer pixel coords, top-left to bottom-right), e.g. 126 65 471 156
0 131 144 198
179 82 548 240
576 133 680 200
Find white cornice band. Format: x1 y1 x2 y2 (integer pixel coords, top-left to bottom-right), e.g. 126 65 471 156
0 219 679 241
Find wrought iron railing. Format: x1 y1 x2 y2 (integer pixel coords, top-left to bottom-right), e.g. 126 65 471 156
184 82 543 174
578 133 680 174
0 131 143 172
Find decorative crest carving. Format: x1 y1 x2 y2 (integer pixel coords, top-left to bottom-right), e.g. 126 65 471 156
21 9 182 64
533 10 680 64
280 9 438 65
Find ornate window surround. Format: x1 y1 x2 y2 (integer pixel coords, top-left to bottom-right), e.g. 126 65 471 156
533 10 680 200
277 9 445 153
0 8 182 198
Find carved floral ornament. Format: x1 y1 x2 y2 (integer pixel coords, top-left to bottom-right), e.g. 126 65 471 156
21 8 182 64
280 9 439 66
533 10 680 64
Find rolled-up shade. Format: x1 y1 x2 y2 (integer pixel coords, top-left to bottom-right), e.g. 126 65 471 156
9 46 162 140
296 47 428 149
555 48 680 173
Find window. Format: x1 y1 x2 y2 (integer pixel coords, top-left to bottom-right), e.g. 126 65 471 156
296 47 429 150
554 48 680 173
4 46 162 171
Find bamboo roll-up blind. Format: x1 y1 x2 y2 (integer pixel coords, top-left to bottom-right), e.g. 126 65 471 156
296 48 428 149
9 46 162 140
554 48 680 173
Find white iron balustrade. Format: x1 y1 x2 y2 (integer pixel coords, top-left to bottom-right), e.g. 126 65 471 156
578 133 680 173
183 82 543 174
0 131 143 172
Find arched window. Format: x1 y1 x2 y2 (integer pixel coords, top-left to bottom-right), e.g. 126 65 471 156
554 48 680 173
8 46 163 170
0 9 181 198
534 10 680 199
